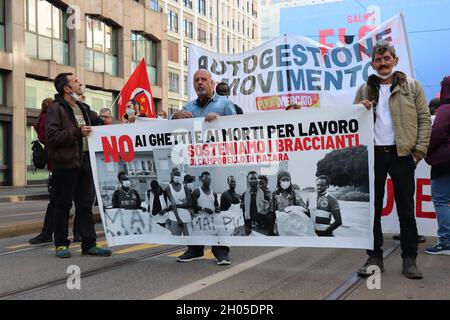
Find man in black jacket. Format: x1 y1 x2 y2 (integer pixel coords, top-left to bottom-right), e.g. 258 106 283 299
46 73 111 258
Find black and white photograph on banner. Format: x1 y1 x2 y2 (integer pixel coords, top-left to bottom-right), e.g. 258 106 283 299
89 106 374 249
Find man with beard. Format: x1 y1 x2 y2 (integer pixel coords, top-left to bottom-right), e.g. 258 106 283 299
220 176 241 211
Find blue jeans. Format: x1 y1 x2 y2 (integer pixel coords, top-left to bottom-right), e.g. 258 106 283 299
431 175 450 245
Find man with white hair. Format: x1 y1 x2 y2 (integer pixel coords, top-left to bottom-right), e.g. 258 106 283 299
172 69 236 121
172 68 236 265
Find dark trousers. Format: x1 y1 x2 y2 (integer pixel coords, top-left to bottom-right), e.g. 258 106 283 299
41 175 55 236
188 245 230 258
53 157 97 252
368 147 418 259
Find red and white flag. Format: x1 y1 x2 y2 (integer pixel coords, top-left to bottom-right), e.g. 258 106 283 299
118 58 156 121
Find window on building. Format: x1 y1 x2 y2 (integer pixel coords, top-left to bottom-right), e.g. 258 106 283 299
197 23 206 43
25 78 55 110
0 0 5 51
168 10 178 33
168 104 178 118
184 0 192 9
169 72 179 93
168 41 179 63
183 75 187 96
85 16 119 76
198 0 206 15
149 0 159 12
24 0 69 65
131 32 158 85
183 46 189 66
183 19 193 38
84 88 117 118
0 121 11 185
0 72 5 106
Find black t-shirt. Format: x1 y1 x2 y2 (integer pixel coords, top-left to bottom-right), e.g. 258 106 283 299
220 190 240 211
112 188 141 210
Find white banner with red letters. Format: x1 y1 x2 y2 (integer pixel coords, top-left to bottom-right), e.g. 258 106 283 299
88 106 376 249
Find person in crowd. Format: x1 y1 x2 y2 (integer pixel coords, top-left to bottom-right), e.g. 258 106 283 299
164 168 193 236
310 175 342 237
220 176 241 211
157 110 168 119
241 171 271 235
46 72 112 258
111 172 145 210
122 99 140 123
354 40 431 279
424 76 450 255
183 174 195 193
271 170 308 235
172 69 235 264
258 175 275 235
145 180 167 216
99 107 113 125
215 81 243 115
29 98 55 244
428 97 441 116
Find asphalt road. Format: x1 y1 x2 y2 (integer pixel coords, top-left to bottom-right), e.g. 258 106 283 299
0 201 449 301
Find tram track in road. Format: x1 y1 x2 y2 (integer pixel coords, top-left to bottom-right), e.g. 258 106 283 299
0 245 185 300
323 243 401 300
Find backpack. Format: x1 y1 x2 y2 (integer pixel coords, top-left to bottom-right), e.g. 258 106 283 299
31 140 48 170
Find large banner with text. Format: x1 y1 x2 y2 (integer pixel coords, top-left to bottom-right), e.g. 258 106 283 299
88 106 375 249
188 14 411 113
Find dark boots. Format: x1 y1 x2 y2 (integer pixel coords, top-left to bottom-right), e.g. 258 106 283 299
402 257 423 279
357 256 385 276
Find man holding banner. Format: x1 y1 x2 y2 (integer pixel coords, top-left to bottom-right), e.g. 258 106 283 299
174 69 236 265
354 41 431 279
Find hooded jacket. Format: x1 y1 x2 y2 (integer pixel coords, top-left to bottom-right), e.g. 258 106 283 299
425 76 450 177
354 71 431 160
46 94 98 169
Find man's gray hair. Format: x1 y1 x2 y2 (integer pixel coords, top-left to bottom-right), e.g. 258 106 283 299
372 40 397 61
194 68 212 79
99 107 112 114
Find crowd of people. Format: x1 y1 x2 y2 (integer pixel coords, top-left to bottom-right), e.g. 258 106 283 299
27 40 449 280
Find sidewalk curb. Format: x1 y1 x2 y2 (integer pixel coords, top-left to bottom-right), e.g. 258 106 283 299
0 213 101 239
0 194 50 203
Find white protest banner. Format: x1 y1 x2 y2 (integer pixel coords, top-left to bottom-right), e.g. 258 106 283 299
88 106 374 249
188 14 412 112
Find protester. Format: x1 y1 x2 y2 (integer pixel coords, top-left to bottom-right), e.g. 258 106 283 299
46 72 112 258
354 40 431 279
28 98 55 244
99 107 113 125
111 172 145 210
122 99 139 123
215 81 243 114
183 174 194 193
163 168 193 236
424 76 450 255
157 110 168 119
191 172 231 265
258 175 275 235
172 69 236 264
311 175 342 237
145 180 167 216
271 170 308 235
428 97 441 116
241 171 271 235
220 176 241 211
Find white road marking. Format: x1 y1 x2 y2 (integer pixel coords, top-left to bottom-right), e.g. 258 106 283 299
152 247 297 300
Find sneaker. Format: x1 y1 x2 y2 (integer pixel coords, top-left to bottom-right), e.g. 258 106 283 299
29 233 53 244
425 243 450 255
177 249 204 262
55 246 71 258
82 245 112 257
357 256 384 276
215 254 231 266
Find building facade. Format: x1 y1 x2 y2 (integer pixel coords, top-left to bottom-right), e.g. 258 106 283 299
159 0 261 114
0 0 168 186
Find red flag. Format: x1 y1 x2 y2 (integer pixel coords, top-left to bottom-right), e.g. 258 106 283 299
118 58 156 121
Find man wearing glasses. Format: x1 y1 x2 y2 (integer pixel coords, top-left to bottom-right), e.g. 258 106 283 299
99 107 113 125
